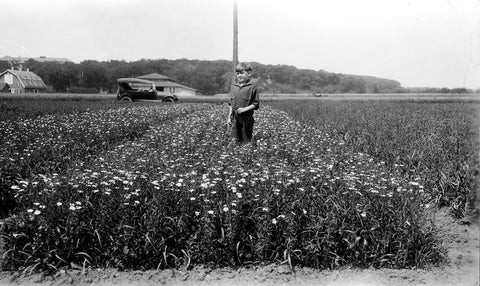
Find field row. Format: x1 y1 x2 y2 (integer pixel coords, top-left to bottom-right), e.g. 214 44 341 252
270 100 480 217
1 103 442 271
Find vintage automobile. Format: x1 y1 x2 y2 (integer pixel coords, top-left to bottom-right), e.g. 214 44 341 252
116 78 177 102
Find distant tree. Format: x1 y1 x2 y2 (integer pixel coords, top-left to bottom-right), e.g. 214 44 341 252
440 88 450 93
7 57 23 70
451 88 469 94
104 60 132 91
23 59 42 72
17 58 405 94
78 60 108 90
0 61 10 72
24 61 78 91
22 60 79 91
339 76 366 93
267 65 296 85
59 62 79 91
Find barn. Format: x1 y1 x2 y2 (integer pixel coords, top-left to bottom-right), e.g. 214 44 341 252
137 73 200 96
0 68 47 93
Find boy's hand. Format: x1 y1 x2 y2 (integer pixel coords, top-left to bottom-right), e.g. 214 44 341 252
236 105 254 115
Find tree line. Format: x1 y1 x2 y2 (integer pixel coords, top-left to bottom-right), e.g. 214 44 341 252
0 58 449 95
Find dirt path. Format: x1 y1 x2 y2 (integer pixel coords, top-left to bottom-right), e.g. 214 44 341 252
1 209 478 286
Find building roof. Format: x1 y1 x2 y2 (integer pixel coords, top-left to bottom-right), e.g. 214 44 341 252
31 56 72 63
0 56 72 63
117 78 154 84
137 73 174 81
137 73 197 91
0 69 47 89
155 81 197 91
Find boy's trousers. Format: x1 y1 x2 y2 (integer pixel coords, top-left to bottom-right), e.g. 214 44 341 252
231 114 254 143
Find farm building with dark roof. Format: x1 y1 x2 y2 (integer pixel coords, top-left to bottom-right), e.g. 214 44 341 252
0 68 47 93
137 73 200 96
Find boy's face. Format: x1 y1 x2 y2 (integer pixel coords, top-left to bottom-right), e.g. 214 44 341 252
236 70 251 84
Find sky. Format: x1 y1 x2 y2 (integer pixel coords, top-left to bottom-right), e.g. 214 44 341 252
1 0 479 89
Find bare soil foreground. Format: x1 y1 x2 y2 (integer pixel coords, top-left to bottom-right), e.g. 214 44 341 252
0 209 478 286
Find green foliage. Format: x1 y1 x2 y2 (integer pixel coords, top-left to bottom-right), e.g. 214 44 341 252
0 100 448 272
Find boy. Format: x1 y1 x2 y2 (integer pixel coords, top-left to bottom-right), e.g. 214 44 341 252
227 63 260 143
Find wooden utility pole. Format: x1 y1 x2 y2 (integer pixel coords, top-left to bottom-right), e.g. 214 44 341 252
232 0 238 85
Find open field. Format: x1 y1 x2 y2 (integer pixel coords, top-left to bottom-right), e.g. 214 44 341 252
0 92 479 102
213 92 480 102
0 94 479 285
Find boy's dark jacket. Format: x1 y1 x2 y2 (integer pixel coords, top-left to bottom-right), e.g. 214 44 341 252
230 80 260 117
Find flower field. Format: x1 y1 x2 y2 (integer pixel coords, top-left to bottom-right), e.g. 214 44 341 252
1 97 478 273
269 100 480 217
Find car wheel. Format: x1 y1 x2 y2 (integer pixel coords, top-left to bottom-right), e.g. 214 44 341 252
163 97 175 103
120 96 133 102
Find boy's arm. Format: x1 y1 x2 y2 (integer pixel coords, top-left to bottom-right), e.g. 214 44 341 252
227 104 233 125
236 104 255 114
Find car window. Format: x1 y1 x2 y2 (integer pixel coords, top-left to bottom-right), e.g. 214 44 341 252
131 83 153 90
119 82 133 90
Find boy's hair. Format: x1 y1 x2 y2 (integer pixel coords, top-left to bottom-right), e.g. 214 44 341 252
235 62 253 73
